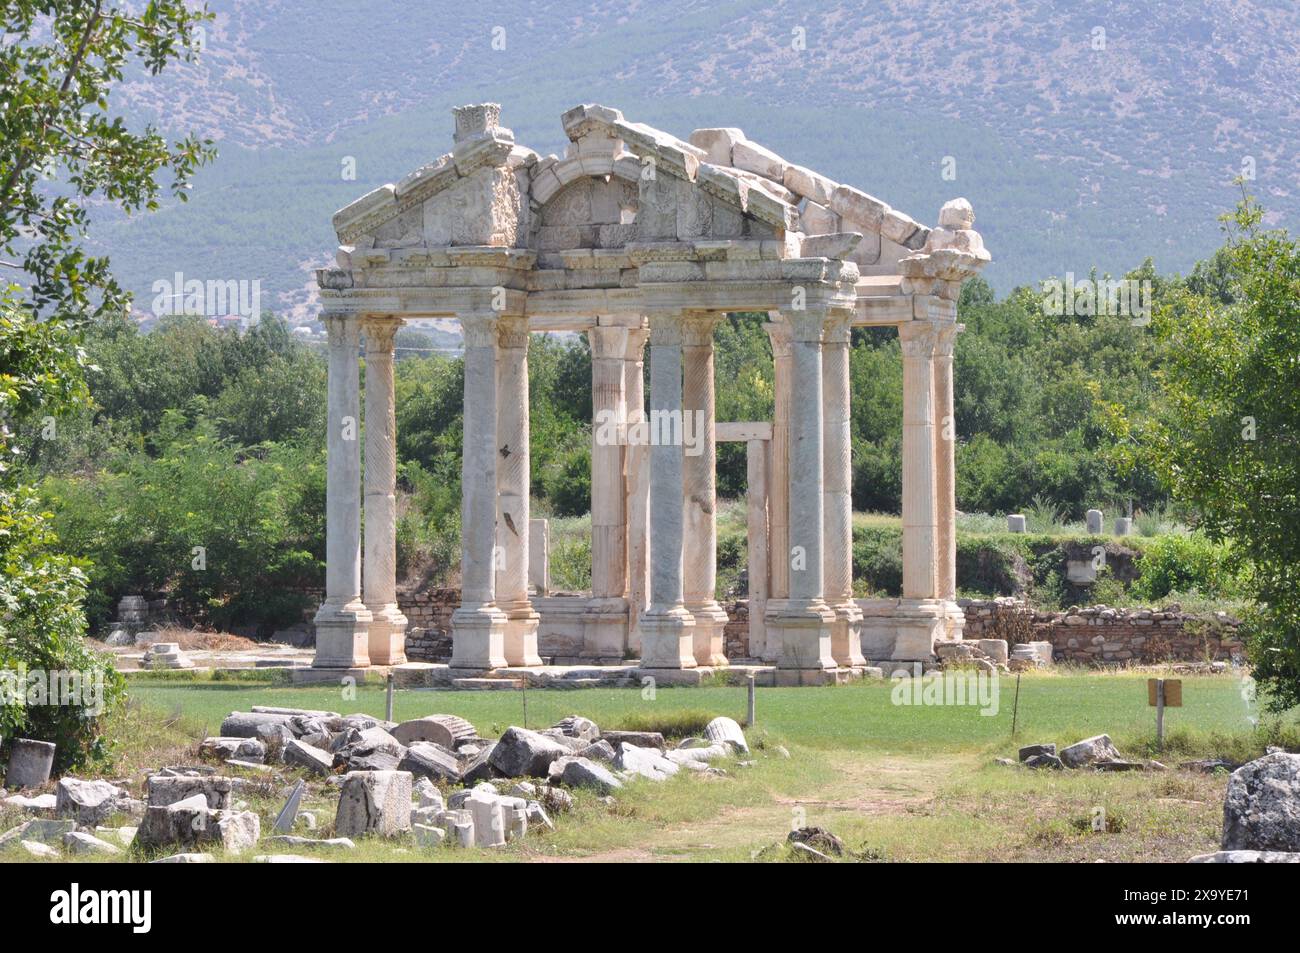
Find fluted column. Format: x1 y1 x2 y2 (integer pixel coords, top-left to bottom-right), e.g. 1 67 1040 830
899 321 941 601
637 314 695 668
822 311 865 667
450 313 507 669
773 309 835 679
681 312 729 667
762 319 792 662
361 316 407 665
313 313 372 668
585 324 630 658
623 326 651 656
933 323 960 603
496 316 540 666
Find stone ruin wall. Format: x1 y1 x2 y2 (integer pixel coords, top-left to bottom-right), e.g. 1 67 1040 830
391 590 1242 666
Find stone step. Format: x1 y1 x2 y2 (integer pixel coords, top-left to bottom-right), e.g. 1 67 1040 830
451 678 524 691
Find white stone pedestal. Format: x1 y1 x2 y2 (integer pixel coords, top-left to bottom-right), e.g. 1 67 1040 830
314 601 372 669
639 607 697 670
448 604 508 670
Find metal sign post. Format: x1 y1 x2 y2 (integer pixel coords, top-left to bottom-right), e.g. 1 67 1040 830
1147 678 1183 750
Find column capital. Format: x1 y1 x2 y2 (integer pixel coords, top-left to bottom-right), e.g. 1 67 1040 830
497 314 530 350
588 324 630 359
647 311 683 347
763 319 793 358
823 308 854 345
460 312 500 349
360 314 402 351
898 319 949 359
775 307 829 343
625 325 650 357
680 311 721 347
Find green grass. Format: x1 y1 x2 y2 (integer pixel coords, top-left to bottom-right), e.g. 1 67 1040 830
125 672 1286 759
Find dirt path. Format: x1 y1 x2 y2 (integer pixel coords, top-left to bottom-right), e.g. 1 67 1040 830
537 751 965 862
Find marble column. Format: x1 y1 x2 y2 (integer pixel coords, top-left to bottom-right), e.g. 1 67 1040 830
313 313 372 668
773 309 835 679
933 321 964 641
449 313 507 670
361 316 407 665
822 311 865 667
623 326 651 656
933 322 960 603
495 316 541 666
637 314 695 668
586 324 630 658
681 313 729 667
894 319 948 659
762 319 792 663
746 437 770 661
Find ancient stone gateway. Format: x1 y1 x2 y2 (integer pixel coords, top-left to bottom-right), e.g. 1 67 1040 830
311 103 990 685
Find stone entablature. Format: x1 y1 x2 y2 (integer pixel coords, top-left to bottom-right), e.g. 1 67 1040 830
311 103 991 682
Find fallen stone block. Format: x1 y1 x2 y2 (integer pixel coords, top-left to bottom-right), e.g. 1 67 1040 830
150 852 215 864
263 835 356 852
55 778 130 825
460 742 499 784
3 792 56 813
413 777 446 812
391 714 476 748
146 775 235 810
666 744 731 765
399 741 462 783
526 801 553 830
614 743 679 781
1018 743 1056 762
1059 734 1122 768
134 802 260 855
220 711 299 739
489 726 571 778
284 739 335 776
199 737 267 763
0 818 75 849
599 730 666 751
703 716 749 754
413 823 447 848
5 739 56 789
465 791 508 847
333 727 407 772
63 831 123 856
1222 752 1300 852
574 739 616 763
540 787 574 814
1024 754 1064 770
21 839 61 859
556 757 622 794
550 715 600 742
334 770 412 838
1190 850 1300 863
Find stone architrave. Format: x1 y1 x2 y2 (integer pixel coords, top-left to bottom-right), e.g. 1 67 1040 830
762 320 792 663
680 312 728 667
314 313 372 668
637 315 696 668
772 309 835 681
585 324 631 657
495 315 541 666
361 315 408 665
822 310 865 667
450 314 507 670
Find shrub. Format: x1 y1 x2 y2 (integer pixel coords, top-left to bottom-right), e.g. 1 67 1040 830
1129 533 1246 602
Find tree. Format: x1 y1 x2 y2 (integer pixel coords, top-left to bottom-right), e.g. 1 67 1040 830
1 0 213 324
1106 196 1300 710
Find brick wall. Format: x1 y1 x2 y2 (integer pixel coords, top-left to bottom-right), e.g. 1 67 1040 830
959 597 1245 665
398 587 459 661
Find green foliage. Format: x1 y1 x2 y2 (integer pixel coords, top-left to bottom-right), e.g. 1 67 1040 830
1128 534 1246 603
41 427 322 630
0 0 214 323
1106 196 1300 709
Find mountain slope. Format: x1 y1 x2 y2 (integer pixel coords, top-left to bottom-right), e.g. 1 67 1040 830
96 0 1300 317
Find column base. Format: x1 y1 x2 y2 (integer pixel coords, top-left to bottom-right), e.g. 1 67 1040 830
774 599 836 672
500 600 542 667
366 603 408 666
686 600 730 666
889 598 955 660
829 599 867 668
638 605 697 669
312 599 373 669
582 596 630 659
449 603 508 670
762 597 789 663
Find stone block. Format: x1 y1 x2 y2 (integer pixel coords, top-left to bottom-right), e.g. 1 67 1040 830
5 739 55 789
55 778 129 825
334 770 413 838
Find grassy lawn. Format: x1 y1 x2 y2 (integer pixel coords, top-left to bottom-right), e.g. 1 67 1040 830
8 672 1293 863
